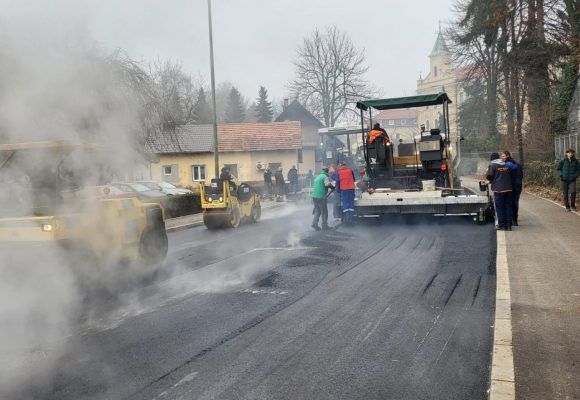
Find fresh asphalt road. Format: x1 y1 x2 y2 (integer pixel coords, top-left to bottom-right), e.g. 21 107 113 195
22 202 496 400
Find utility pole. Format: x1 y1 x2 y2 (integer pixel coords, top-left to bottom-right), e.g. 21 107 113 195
207 0 219 178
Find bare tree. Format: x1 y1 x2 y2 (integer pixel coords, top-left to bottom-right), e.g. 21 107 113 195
150 59 200 127
289 26 373 127
106 50 163 146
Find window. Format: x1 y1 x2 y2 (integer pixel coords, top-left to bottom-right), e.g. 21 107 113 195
388 119 395 126
434 67 438 77
401 119 407 125
192 165 206 181
268 162 281 172
161 164 178 182
425 120 430 131
223 164 238 178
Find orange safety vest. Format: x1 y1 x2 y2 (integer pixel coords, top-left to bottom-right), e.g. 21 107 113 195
368 129 389 144
338 166 355 190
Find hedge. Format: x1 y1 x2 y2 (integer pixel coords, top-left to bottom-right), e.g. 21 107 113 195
523 161 560 188
162 193 201 218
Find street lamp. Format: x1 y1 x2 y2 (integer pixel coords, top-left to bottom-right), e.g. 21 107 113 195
207 0 219 178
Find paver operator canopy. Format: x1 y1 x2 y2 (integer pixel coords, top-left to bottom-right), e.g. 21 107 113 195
351 92 492 221
356 92 457 191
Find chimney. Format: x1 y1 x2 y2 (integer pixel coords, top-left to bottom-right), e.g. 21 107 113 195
283 98 289 110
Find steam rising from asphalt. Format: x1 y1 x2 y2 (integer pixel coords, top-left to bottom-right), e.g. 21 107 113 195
0 1 154 397
0 1 314 396
79 204 313 333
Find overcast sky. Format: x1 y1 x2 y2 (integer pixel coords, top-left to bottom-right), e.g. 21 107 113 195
85 0 456 103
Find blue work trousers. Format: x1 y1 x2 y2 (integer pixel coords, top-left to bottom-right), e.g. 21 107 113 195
494 191 513 228
341 189 355 222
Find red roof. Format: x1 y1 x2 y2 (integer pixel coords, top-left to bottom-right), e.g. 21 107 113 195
375 108 418 120
217 122 302 152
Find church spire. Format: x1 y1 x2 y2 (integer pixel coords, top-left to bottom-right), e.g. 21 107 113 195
430 25 450 58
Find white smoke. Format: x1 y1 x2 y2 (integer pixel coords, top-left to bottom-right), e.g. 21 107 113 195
0 1 159 397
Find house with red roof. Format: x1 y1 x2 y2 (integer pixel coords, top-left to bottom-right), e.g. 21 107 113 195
275 99 324 172
145 122 303 188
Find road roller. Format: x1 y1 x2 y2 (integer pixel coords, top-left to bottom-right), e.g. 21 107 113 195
200 178 261 229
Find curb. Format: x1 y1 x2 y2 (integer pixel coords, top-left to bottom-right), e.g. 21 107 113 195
165 220 204 233
488 189 577 399
489 230 515 400
164 201 288 233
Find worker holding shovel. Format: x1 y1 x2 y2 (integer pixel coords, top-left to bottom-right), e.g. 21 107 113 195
311 167 335 231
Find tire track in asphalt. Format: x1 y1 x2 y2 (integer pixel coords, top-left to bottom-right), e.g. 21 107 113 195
444 275 463 305
422 274 438 295
125 230 403 399
57 219 491 400
329 234 396 281
125 269 335 400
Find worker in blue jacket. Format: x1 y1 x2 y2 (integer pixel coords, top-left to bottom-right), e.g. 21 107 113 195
503 151 523 225
486 152 513 230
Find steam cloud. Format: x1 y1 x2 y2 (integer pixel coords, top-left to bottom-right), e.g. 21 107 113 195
0 0 156 396
0 2 312 398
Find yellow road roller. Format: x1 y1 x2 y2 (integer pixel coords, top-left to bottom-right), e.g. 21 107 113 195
200 178 261 229
0 141 169 279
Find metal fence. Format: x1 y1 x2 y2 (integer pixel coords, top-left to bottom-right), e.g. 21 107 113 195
555 132 580 159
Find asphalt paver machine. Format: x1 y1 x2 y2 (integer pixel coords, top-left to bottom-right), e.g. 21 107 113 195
200 177 261 229
354 93 493 222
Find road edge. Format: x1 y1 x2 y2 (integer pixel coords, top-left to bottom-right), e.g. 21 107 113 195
165 201 289 232
489 230 515 400
166 220 203 232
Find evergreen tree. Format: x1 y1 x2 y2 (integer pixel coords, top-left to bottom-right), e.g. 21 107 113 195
224 87 246 123
255 86 273 122
192 88 213 124
458 78 488 137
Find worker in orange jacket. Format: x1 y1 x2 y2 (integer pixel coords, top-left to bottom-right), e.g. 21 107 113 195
337 161 356 223
368 123 390 144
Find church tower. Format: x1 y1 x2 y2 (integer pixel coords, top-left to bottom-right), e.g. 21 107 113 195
417 27 461 142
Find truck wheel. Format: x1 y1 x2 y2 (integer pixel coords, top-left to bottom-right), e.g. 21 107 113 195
140 228 168 266
250 203 261 222
228 208 241 228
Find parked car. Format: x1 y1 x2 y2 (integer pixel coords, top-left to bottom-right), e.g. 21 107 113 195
110 182 167 201
93 185 134 197
138 180 193 196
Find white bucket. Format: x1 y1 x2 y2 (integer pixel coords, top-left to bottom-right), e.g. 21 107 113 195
422 179 436 191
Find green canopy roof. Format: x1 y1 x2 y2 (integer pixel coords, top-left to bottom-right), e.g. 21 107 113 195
356 93 451 111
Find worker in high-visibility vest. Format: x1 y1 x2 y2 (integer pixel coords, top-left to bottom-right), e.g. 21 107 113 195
368 123 390 144
337 161 356 224
311 167 335 231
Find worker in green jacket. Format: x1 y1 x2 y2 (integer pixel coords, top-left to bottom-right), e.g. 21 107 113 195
311 167 335 231
557 148 580 211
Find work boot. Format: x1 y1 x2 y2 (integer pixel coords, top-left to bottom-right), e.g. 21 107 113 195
311 224 321 231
